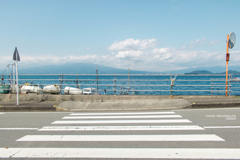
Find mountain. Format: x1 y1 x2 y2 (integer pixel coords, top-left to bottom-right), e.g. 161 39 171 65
2 63 240 74
163 66 240 74
185 70 213 74
217 70 240 74
184 70 240 74
17 63 161 74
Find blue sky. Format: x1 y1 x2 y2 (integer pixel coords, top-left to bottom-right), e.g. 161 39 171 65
0 0 239 72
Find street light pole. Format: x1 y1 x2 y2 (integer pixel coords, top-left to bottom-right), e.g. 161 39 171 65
13 47 20 105
96 64 98 94
226 34 229 96
16 59 19 105
225 32 236 96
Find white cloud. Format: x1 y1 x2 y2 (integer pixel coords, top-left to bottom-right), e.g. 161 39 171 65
208 40 219 45
109 38 157 51
230 50 240 63
115 50 144 59
152 47 173 54
231 50 240 54
86 47 90 50
180 46 186 50
0 37 231 72
0 55 99 70
101 55 114 61
189 36 206 48
189 37 219 48
0 50 227 72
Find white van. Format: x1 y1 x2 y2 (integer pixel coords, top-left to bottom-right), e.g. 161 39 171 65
83 88 96 95
64 87 82 95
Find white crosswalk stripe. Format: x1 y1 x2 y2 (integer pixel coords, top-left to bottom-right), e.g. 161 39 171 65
1 148 240 159
70 111 175 115
52 119 191 124
62 115 182 119
1 110 234 159
39 125 204 131
17 134 224 141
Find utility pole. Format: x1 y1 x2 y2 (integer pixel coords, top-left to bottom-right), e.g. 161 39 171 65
226 34 229 96
128 68 130 94
96 64 98 94
128 68 130 87
13 63 15 86
13 47 20 105
225 32 236 96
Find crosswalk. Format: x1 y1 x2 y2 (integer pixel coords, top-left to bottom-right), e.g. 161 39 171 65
1 111 239 159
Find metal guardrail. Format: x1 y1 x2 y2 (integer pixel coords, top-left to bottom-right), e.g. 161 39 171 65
0 74 238 96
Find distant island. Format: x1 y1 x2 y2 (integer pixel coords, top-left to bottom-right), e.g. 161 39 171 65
185 70 213 74
185 70 240 74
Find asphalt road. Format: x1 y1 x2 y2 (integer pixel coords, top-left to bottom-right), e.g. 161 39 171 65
0 108 240 159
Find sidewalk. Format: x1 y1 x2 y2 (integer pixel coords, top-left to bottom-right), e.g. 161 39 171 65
184 97 240 109
1 95 240 112
0 101 61 112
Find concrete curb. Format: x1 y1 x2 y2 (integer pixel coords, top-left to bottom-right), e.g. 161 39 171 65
69 107 183 112
185 103 240 109
1 94 240 111
0 94 234 102
55 106 69 111
0 106 55 112
59 103 240 112
1 103 240 112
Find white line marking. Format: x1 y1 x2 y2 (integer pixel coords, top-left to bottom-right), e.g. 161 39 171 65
39 125 204 131
204 126 240 129
1 148 240 159
63 115 182 119
52 119 191 124
70 111 175 116
0 128 39 130
17 134 224 141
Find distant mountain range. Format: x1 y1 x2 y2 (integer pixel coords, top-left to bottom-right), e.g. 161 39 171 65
1 63 240 74
17 63 159 74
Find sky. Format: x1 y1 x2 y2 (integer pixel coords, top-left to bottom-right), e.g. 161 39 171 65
0 0 240 72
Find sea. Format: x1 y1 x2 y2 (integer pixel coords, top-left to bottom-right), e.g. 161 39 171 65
2 74 240 96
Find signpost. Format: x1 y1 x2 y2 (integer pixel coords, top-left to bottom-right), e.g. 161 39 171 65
13 47 20 105
226 32 236 96
96 64 98 94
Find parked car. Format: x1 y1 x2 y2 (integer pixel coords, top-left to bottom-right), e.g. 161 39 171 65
83 88 96 95
64 87 82 95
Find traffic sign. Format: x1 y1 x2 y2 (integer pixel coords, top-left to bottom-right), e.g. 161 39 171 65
13 47 20 61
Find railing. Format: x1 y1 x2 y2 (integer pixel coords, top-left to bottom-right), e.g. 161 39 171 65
1 74 239 96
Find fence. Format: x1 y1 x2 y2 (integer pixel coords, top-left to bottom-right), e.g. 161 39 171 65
1 74 240 96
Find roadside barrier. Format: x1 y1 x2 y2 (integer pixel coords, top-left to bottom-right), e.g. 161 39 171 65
0 74 237 96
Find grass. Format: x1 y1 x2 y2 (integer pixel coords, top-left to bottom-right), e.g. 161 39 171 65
233 96 240 98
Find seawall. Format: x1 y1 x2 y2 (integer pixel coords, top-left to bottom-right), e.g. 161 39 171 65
0 94 233 102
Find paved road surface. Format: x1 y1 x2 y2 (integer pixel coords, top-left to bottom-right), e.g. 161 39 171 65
0 108 240 159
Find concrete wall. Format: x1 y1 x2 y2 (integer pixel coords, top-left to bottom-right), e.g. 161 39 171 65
0 94 229 102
